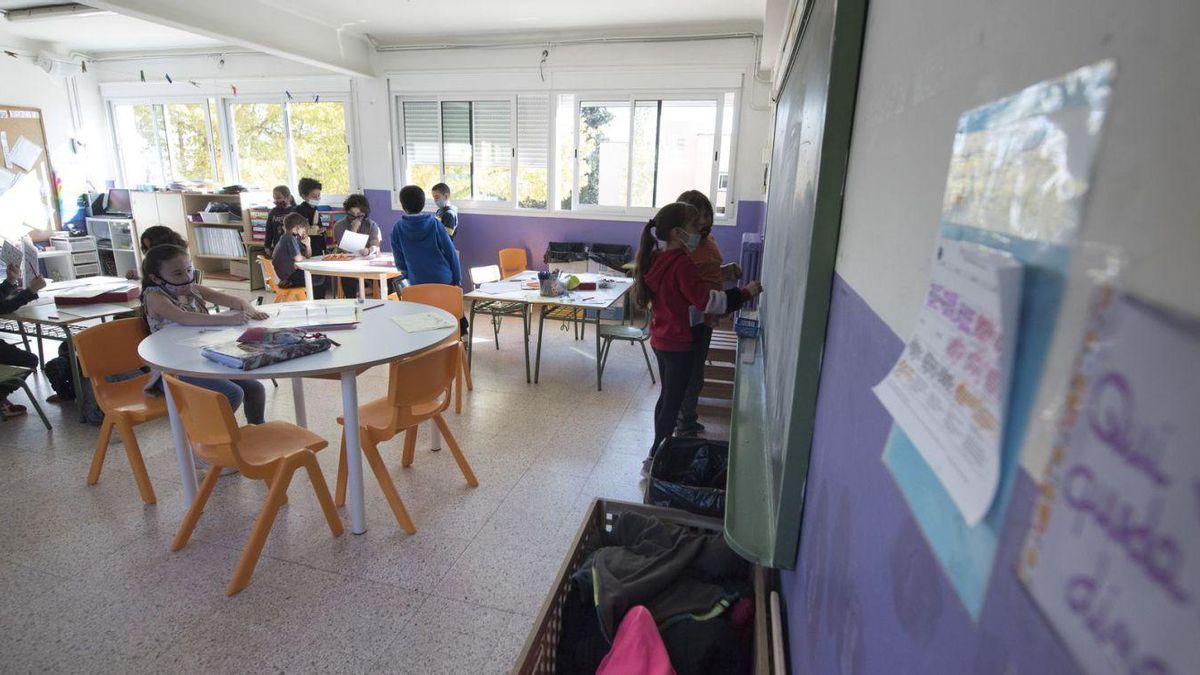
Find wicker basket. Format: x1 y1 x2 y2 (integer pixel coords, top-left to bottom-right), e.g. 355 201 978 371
513 498 755 674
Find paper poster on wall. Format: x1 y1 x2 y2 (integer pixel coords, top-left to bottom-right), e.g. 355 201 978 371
942 60 1114 244
1019 290 1200 675
7 136 43 172
880 60 1114 619
0 167 15 196
874 239 1023 526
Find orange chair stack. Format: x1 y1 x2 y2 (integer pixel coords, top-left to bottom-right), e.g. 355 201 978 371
163 374 343 596
498 247 528 279
74 318 165 505
334 342 478 533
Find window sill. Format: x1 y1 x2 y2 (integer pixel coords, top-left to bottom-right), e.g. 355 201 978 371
387 200 739 226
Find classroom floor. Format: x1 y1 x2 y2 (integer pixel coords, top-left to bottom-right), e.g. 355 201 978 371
0 298 730 673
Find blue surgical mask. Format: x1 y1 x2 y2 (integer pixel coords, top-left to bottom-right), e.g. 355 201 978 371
307 199 320 207
684 232 701 252
434 197 447 208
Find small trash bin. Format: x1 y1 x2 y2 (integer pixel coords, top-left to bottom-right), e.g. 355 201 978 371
544 241 589 265
644 437 729 519
587 242 633 274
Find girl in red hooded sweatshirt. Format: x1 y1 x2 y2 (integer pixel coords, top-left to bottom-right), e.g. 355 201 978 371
632 201 762 476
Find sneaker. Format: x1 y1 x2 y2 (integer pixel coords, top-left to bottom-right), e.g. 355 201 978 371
1 400 27 419
640 457 654 479
675 420 705 435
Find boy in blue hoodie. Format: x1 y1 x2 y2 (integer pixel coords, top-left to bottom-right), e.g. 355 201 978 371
390 185 461 287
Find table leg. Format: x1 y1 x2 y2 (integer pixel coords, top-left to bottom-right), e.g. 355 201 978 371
467 302 476 369
64 333 86 422
291 378 307 427
358 277 366 301
304 270 314 299
378 274 388 299
340 370 366 534
595 312 603 391
164 380 199 505
428 419 441 452
534 306 547 384
34 323 44 368
523 304 531 383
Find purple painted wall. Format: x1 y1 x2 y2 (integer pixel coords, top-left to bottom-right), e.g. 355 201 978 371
780 275 1079 674
365 189 765 286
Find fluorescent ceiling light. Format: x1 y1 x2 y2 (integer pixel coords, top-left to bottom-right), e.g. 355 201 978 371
2 3 112 23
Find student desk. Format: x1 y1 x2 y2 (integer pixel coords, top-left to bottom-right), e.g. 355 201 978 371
0 276 140 421
296 255 404 300
137 299 456 534
464 271 634 390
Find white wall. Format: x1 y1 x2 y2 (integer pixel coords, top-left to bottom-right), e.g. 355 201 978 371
81 38 772 206
832 0 1200 473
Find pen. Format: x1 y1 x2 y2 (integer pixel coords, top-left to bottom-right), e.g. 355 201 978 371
363 303 385 311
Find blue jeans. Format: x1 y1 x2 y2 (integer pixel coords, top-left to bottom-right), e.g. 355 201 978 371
179 376 266 425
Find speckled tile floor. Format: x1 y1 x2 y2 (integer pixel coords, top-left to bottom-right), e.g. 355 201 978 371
0 301 730 674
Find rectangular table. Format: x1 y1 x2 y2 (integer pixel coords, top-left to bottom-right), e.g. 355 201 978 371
297 255 404 300
464 271 634 390
0 276 140 420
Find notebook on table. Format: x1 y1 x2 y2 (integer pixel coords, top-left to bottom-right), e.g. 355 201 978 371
271 302 359 330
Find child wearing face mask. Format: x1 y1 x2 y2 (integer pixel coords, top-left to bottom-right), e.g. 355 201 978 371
124 226 188 280
332 193 383 298
140 244 270 432
673 190 743 437
632 202 762 477
262 185 296 257
273 214 327 299
431 183 458 240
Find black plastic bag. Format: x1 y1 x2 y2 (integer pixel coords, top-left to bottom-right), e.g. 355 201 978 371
587 242 633 273
544 241 589 264
645 437 729 518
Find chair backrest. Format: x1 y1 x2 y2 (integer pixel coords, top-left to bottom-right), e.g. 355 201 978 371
400 283 464 321
256 255 282 292
163 374 243 468
75 318 150 381
470 264 501 286
498 248 527 279
385 342 459 422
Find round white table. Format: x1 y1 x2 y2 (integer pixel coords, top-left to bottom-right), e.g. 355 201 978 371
297 255 404 300
138 299 457 534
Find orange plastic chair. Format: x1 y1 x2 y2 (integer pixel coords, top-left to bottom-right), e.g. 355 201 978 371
334 342 478 533
75 318 165 505
399 283 473 412
498 248 528 279
257 255 308 303
163 374 343 596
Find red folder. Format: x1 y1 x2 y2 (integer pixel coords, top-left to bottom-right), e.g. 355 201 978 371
53 286 140 306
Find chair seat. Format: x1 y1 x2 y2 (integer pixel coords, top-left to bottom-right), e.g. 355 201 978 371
97 375 168 422
233 422 329 469
599 324 649 341
0 364 32 380
337 397 440 431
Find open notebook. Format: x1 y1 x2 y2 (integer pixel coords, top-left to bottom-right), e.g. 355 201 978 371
271 303 359 330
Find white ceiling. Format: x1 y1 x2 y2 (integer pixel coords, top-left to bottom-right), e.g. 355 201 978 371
0 1 224 54
0 0 764 57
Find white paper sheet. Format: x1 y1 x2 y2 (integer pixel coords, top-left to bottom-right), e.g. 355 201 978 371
0 167 16 196
475 281 529 295
0 132 10 169
178 329 243 347
0 239 21 267
271 302 358 329
873 238 1023 526
21 235 39 285
392 311 455 333
338 229 370 255
1019 292 1200 675
8 136 42 172
57 302 137 319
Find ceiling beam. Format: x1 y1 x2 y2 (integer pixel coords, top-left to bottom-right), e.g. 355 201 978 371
84 0 376 77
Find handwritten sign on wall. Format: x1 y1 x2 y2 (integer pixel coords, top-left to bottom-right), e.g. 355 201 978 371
1020 290 1200 674
874 238 1024 525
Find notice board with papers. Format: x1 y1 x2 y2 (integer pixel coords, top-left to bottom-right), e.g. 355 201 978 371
0 105 60 236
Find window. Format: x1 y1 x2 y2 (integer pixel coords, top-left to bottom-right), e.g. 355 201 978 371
111 96 351 193
112 101 223 187
229 99 351 193
394 90 736 216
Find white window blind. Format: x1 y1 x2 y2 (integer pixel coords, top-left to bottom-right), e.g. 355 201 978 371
517 96 549 169
402 101 439 165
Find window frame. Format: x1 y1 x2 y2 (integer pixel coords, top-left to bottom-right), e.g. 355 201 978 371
108 97 225 187
106 93 356 199
391 88 739 223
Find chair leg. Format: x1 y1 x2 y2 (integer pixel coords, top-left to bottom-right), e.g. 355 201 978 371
171 467 221 552
264 475 289 505
362 439 416 534
454 358 463 414
298 451 344 537
433 414 478 487
334 432 348 507
640 341 657 385
492 314 502 350
228 459 296 596
116 419 156 505
87 417 115 485
17 381 49 431
459 343 474 391
400 426 418 468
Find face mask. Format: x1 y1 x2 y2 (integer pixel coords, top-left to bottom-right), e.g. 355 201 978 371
434 198 447 208
155 271 196 295
683 231 701 252
307 199 320 207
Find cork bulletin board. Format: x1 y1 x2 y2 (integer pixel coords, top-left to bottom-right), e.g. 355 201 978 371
0 105 60 234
